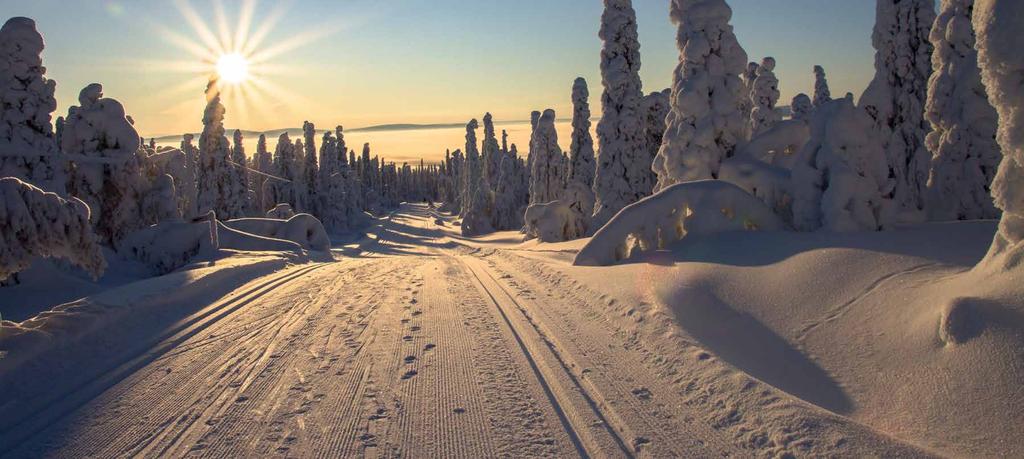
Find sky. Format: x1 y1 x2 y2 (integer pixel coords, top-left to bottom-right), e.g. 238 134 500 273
1 0 884 160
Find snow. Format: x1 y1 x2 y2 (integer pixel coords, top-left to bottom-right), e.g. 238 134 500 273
0 177 105 281
749 56 781 136
223 214 331 252
575 180 785 266
925 0 1001 222
859 0 936 216
651 0 748 191
591 0 648 229
973 0 1024 271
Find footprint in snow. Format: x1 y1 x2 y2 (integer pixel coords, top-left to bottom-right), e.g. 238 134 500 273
401 369 418 380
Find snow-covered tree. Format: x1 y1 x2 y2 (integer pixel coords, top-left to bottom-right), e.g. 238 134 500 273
230 129 250 215
460 119 491 235
739 61 760 131
196 80 245 219
791 93 813 121
481 113 501 191
652 0 748 190
568 78 596 190
639 89 670 194
529 110 565 206
591 0 648 228
302 121 319 215
62 83 144 245
253 133 272 212
813 65 831 108
271 132 297 208
792 98 895 232
0 177 105 281
859 0 936 215
972 0 1024 271
0 17 63 193
924 0 1001 221
750 57 782 136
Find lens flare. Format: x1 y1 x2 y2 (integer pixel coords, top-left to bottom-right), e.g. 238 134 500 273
216 53 249 84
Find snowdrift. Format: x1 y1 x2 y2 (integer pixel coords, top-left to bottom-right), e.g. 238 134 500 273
224 214 331 252
575 180 786 266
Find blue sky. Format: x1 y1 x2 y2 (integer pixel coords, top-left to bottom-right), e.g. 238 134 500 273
0 0 883 138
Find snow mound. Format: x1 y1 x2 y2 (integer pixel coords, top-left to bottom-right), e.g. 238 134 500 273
575 180 786 266
0 177 105 281
266 203 295 219
224 214 331 252
117 219 217 274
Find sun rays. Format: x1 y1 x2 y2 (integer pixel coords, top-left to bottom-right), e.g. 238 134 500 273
142 0 340 128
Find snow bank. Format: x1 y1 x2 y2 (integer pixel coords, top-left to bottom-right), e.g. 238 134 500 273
117 219 216 275
575 180 785 266
523 182 593 243
0 177 105 280
224 214 331 252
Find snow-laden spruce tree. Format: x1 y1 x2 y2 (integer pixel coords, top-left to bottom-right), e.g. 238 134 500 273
230 129 250 215
859 0 936 216
972 0 1024 271
253 133 272 212
317 130 345 230
460 119 492 235
481 113 502 191
0 177 105 280
652 0 748 191
568 78 597 191
302 121 319 215
739 61 760 131
924 0 1001 221
813 65 831 108
792 98 895 231
791 93 813 121
639 89 670 194
0 17 63 193
196 80 246 219
271 132 297 208
61 83 144 245
750 57 782 136
591 0 648 229
529 110 565 205
484 114 518 229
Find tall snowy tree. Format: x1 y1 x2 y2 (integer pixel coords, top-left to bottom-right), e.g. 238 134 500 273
196 80 245 219
652 0 748 189
859 0 936 215
750 57 782 136
813 65 832 108
591 0 648 229
61 83 144 245
568 78 596 190
639 89 670 194
481 113 501 191
460 119 491 235
972 0 1024 271
253 133 272 212
0 17 63 193
271 132 297 209
924 0 1001 221
230 129 250 215
178 133 199 218
301 121 319 215
529 110 565 205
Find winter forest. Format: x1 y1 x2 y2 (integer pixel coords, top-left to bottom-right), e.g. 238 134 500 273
2 0 1023 457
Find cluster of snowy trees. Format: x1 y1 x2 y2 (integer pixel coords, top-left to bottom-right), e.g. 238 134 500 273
520 0 1012 266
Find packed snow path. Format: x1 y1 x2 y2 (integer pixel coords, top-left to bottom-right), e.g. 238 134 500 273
5 204 927 458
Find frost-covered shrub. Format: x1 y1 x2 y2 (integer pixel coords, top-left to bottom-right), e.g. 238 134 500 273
592 0 648 229
62 83 144 245
224 214 330 251
0 17 63 193
792 99 895 232
972 0 1024 270
574 180 785 266
0 177 105 280
859 0 936 215
652 0 748 191
749 57 781 136
925 0 1001 221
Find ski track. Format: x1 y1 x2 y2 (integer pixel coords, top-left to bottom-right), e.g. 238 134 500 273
4 203 932 458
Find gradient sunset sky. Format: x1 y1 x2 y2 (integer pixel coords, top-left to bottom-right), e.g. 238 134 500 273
2 0 880 142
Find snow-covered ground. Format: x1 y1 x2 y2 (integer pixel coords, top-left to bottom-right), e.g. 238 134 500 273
3 203 1017 457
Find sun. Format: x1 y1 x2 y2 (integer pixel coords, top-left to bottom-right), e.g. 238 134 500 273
216 53 249 85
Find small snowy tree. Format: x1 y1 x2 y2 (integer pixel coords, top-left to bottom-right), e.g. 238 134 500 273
739 62 760 132
859 0 936 215
460 119 491 235
0 17 63 193
0 177 105 280
253 133 272 212
230 129 250 215
61 83 144 245
813 65 832 108
652 0 748 190
639 88 670 194
750 57 782 136
924 0 1001 221
792 99 895 232
302 121 319 215
972 0 1024 271
791 94 813 121
568 78 597 190
271 132 297 208
591 0 648 228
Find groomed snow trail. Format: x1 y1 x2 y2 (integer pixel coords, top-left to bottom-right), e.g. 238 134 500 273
6 204 930 458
